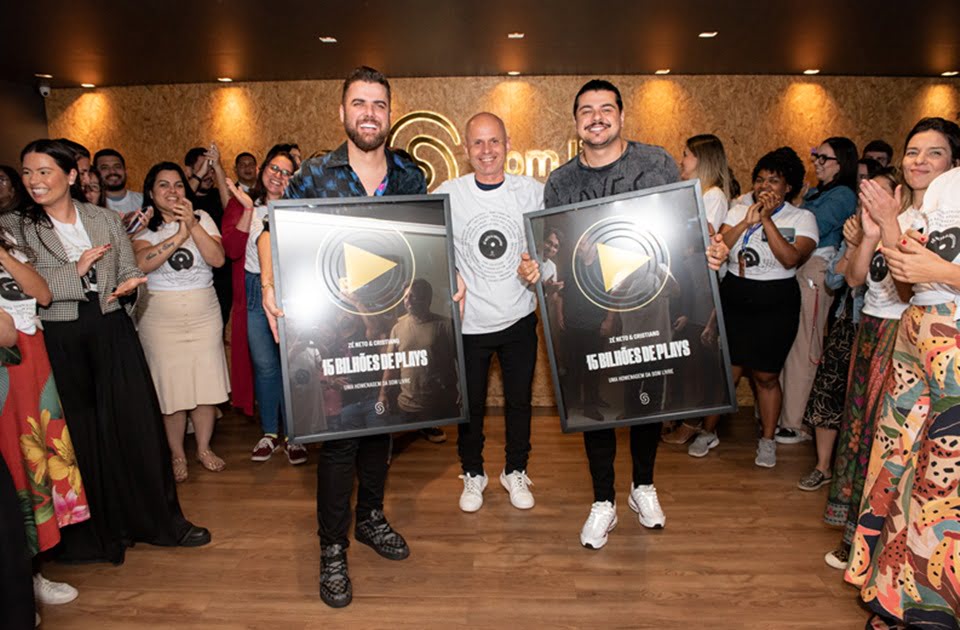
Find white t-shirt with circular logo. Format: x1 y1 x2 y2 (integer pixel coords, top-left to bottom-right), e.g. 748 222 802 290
0 232 38 334
862 208 919 320
723 201 819 281
910 168 960 312
135 210 221 292
436 173 543 334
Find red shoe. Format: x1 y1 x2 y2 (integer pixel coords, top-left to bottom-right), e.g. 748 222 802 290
286 440 308 465
251 435 280 462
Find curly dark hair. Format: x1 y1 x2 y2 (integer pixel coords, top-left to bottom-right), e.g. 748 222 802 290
751 147 806 201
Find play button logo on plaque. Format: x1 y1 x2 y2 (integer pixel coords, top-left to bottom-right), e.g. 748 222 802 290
317 228 415 316
342 243 399 292
572 216 670 312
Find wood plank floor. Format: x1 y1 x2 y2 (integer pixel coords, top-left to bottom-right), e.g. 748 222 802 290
39 407 870 629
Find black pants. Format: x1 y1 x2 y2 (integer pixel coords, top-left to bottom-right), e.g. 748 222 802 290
458 312 538 476
316 433 391 547
583 422 661 503
0 458 34 630
563 326 603 407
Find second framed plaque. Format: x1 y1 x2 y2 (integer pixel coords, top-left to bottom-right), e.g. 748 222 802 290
524 181 737 432
269 195 468 443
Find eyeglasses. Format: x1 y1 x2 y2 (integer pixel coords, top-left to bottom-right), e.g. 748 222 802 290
810 153 838 166
267 164 293 178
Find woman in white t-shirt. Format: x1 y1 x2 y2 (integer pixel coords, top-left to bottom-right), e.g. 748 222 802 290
687 147 818 468
663 134 733 445
221 146 306 464
821 119 960 573
133 162 229 482
844 133 960 628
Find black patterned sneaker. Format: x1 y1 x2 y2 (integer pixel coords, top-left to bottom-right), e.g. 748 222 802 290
319 544 352 608
355 510 410 560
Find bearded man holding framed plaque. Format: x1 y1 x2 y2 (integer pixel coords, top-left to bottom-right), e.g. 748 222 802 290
518 79 733 550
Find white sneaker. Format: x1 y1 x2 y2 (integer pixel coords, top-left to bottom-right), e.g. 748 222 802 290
628 484 666 529
580 501 618 549
499 470 535 510
33 573 78 605
458 472 488 512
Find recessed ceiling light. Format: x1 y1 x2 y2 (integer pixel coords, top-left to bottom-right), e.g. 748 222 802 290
507 71 521 76
80 83 95 88
217 77 233 82
507 32 525 39
318 36 337 44
942 70 959 77
34 73 53 79
654 69 671 75
698 32 718 38
803 69 820 75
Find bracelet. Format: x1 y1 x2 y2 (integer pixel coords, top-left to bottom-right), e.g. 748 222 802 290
261 282 274 290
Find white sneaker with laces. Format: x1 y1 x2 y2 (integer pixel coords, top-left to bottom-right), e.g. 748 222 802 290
628 484 666 529
33 573 78 605
499 470 535 509
580 500 618 549
458 472 488 512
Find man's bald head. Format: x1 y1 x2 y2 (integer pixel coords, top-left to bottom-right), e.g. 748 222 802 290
464 112 509 185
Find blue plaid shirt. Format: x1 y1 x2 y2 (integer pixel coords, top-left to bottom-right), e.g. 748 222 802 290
284 142 426 200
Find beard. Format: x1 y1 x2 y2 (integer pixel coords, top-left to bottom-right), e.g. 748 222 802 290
345 117 389 152
104 176 126 192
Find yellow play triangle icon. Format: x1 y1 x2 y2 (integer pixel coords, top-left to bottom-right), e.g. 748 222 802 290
342 242 397 292
596 242 650 292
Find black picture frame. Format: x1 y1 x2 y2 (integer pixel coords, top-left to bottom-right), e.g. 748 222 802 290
268 195 468 443
524 180 737 433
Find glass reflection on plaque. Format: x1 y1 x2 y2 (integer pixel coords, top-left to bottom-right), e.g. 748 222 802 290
269 196 467 443
524 181 736 432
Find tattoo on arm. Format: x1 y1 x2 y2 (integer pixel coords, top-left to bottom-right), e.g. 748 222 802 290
145 240 176 261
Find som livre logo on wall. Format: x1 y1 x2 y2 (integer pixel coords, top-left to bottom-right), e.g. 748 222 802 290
387 110 579 191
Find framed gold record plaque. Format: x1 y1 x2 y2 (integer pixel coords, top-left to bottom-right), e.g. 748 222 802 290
268 195 468 443
524 180 736 432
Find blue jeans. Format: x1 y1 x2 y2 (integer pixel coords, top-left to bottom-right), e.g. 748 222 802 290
246 272 283 434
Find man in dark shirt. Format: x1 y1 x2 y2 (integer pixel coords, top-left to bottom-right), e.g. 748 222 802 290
259 66 429 609
545 79 680 550
185 145 232 324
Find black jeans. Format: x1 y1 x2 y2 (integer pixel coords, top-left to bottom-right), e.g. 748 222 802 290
458 312 538 476
316 433 391 547
583 422 662 503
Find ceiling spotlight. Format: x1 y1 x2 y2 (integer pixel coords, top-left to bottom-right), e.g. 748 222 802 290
698 32 718 38
507 32 525 39
318 36 337 44
942 71 959 77
217 77 233 82
507 71 521 76
34 73 53 79
80 83 95 88
654 69 671 75
803 69 820 75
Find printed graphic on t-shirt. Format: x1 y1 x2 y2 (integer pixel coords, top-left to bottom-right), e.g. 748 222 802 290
762 227 795 243
739 247 760 268
0 277 28 301
168 248 195 271
462 212 523 281
926 226 960 262
870 250 888 282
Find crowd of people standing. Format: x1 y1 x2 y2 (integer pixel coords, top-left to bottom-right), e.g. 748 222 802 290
0 66 957 630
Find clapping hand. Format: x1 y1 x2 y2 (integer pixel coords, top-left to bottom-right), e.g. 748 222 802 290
107 277 148 302
860 180 902 230
225 177 254 209
172 198 198 230
77 244 111 277
843 214 863 248
757 190 783 218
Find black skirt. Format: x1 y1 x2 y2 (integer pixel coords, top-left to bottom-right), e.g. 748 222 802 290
720 274 801 373
42 298 192 564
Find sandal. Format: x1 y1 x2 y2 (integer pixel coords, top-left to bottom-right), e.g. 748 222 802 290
197 449 226 473
172 456 188 483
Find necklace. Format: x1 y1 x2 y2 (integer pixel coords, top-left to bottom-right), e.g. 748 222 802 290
581 139 626 168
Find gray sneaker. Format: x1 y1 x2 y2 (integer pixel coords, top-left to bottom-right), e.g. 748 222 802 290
755 438 777 468
687 431 719 458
